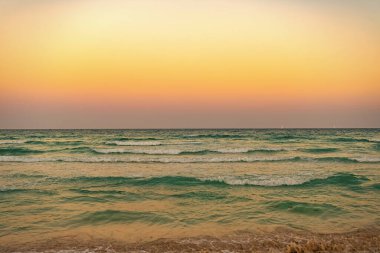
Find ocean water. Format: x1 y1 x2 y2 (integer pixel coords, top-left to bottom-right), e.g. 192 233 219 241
0 129 380 250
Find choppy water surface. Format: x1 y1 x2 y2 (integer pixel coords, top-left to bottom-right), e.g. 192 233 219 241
0 129 379 248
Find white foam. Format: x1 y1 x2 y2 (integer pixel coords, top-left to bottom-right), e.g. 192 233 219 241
0 156 54 162
202 173 330 186
183 134 200 137
216 148 251 153
354 157 380 162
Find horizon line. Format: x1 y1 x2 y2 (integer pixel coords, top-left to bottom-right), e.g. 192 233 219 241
0 127 379 130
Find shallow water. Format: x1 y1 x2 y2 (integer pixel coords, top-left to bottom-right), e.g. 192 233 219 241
0 129 379 250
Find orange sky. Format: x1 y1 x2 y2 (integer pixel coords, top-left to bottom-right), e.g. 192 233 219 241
0 0 379 128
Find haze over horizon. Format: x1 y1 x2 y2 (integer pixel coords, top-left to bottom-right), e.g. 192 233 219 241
1 0 379 128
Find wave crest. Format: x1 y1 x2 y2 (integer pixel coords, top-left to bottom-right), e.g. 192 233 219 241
182 134 244 139
0 147 44 156
89 148 290 155
61 173 369 188
105 141 162 146
301 148 339 154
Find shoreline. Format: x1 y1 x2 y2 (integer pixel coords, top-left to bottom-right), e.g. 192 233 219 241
1 227 379 253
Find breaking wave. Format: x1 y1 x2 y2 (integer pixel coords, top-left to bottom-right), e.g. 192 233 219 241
105 141 162 146
61 173 368 188
90 147 290 155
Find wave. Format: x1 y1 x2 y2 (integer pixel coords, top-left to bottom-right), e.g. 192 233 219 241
313 157 359 163
202 175 318 187
51 141 84 146
353 157 380 163
105 141 162 146
90 148 289 155
0 147 44 156
8 173 46 178
25 134 47 138
0 156 298 163
0 188 55 195
178 150 218 155
301 148 339 154
204 172 369 188
0 136 18 140
369 183 380 191
0 155 379 163
232 148 291 153
71 210 172 225
0 140 84 146
266 200 344 216
66 189 148 202
182 134 245 139
112 137 162 141
330 137 373 143
61 173 369 188
23 140 84 146
0 140 27 144
93 148 221 155
25 141 47 145
170 191 228 201
294 172 370 192
200 173 368 187
92 148 185 155
66 147 96 154
268 134 313 141
64 175 225 187
69 189 126 195
0 146 98 156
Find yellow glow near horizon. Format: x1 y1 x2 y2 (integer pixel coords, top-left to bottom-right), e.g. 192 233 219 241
0 0 379 128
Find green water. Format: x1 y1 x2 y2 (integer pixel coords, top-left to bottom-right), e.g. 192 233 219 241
0 129 379 244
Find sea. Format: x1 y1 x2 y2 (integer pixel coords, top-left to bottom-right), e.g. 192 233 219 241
0 129 379 252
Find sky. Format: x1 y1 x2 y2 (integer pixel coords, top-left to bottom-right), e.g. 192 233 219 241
0 0 379 128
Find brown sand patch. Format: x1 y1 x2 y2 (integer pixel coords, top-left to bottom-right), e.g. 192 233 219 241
1 227 379 252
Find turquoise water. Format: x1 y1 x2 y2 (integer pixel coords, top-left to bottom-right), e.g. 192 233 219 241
0 129 379 245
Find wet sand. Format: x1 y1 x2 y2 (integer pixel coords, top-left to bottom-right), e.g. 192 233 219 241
1 227 379 253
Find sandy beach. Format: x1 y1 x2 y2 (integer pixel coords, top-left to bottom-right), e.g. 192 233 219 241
1 227 379 252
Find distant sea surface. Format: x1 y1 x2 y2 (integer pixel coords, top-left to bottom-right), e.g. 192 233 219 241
1 129 380 251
